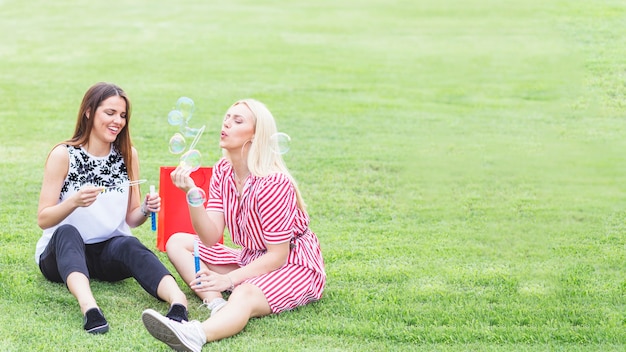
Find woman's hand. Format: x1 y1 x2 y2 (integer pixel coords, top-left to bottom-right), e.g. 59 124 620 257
143 192 161 214
190 269 234 293
73 185 104 208
170 165 196 193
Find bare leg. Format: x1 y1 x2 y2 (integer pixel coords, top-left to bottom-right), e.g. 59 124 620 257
200 283 272 342
156 275 188 306
66 272 98 314
166 233 237 303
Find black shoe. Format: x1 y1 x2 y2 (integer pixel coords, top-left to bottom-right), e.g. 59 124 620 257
83 308 109 334
165 303 188 322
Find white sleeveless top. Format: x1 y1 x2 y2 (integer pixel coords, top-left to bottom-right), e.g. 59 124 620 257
35 145 132 264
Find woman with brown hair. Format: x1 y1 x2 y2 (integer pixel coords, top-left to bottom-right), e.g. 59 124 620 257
35 82 189 334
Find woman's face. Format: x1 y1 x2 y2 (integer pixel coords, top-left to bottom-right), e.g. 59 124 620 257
89 95 127 144
220 103 255 151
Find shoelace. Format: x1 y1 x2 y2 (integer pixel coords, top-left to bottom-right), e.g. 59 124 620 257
199 298 227 316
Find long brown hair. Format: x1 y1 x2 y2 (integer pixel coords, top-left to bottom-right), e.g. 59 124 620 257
66 82 134 180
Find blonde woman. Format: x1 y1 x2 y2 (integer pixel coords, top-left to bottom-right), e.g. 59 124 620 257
142 99 326 351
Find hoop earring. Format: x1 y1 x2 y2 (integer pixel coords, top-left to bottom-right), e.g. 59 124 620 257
240 139 253 159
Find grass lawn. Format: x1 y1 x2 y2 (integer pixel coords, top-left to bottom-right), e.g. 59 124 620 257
1 0 625 351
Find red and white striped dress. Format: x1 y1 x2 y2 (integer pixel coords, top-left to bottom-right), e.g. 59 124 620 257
197 158 326 313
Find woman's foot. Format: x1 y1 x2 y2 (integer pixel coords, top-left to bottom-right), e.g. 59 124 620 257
202 297 227 317
142 309 205 352
83 307 109 334
165 303 189 322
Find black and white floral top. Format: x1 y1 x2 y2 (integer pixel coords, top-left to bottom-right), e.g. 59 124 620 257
35 145 133 263
62 145 128 196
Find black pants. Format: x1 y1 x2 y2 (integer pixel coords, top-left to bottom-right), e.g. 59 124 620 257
39 224 171 300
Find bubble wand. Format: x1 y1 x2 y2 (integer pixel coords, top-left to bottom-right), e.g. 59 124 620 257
194 240 201 285
166 97 209 206
178 125 206 172
149 185 157 231
187 125 205 152
101 179 147 192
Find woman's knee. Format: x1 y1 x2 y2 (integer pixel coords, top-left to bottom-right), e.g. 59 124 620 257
113 236 143 249
229 283 272 317
54 224 81 241
107 236 146 259
165 233 194 254
50 224 84 253
57 223 79 233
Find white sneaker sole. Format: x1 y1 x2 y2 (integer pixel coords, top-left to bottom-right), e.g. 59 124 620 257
141 309 200 352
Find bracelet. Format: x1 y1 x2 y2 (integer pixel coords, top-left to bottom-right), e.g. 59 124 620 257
140 203 150 217
226 275 235 292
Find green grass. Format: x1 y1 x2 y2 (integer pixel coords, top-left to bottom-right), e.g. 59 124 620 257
1 0 626 351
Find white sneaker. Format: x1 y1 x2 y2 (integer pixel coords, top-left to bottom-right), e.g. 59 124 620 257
142 309 205 352
201 297 227 317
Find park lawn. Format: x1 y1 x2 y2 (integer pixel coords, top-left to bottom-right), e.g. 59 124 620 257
1 0 625 351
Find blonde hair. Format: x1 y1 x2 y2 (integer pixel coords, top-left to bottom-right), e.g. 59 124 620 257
223 99 306 210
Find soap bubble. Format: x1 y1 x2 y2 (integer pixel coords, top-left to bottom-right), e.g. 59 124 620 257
270 132 291 155
186 187 206 207
182 125 203 138
169 133 186 154
179 149 202 172
167 110 184 126
176 97 195 122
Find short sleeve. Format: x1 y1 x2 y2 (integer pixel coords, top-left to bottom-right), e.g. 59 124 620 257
256 174 297 244
206 158 228 212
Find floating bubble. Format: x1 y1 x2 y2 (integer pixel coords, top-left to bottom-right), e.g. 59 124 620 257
169 133 186 154
167 110 184 126
176 97 195 122
186 187 206 207
270 132 291 155
182 125 202 138
179 149 202 172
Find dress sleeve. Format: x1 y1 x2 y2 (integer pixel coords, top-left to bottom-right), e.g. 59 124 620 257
206 158 227 212
257 174 297 244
